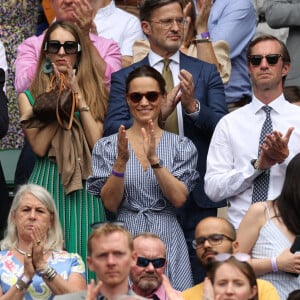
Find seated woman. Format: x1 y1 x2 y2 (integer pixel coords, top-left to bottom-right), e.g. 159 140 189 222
0 183 86 299
87 65 200 290
17 21 109 281
237 153 300 299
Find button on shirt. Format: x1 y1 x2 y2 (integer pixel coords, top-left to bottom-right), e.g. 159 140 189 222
204 95 300 228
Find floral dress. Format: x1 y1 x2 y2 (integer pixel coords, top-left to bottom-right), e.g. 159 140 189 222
0 0 39 149
0 249 85 299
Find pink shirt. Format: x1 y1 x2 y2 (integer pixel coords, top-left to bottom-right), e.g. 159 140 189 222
15 33 121 93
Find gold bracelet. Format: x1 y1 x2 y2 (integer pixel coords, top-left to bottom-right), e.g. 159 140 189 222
79 106 90 112
193 38 212 44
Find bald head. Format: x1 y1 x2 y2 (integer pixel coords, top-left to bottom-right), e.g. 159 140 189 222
194 217 238 269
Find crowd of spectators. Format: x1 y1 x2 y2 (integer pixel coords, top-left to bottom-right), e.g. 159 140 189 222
1 0 300 299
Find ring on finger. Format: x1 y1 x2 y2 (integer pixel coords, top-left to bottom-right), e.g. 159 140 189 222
26 253 32 258
37 240 41 246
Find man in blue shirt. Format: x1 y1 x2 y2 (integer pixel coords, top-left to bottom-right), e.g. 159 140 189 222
203 0 256 109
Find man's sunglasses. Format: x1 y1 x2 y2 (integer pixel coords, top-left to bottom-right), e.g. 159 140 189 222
248 54 282 66
44 40 81 54
126 91 162 103
137 256 166 269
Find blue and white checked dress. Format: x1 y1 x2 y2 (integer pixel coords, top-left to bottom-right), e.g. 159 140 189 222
87 131 200 291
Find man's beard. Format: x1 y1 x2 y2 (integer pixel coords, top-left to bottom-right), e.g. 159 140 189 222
137 275 161 294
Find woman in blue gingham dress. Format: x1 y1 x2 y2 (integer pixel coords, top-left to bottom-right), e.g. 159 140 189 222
87 66 199 291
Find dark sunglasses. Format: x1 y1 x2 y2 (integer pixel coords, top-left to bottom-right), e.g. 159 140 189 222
137 256 166 269
44 40 81 54
248 54 282 66
127 91 162 103
90 221 124 230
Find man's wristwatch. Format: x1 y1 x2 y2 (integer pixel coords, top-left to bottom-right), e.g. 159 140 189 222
251 159 267 171
151 159 163 169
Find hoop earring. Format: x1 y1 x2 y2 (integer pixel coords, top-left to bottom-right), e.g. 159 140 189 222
43 58 53 74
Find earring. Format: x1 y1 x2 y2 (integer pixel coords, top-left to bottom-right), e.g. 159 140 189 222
43 58 53 74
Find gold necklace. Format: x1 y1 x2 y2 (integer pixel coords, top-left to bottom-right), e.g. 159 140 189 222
15 246 27 255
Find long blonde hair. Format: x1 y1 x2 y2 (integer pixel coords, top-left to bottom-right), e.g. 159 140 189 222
30 21 108 122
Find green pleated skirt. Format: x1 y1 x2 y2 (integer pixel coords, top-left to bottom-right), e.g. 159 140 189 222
29 157 106 282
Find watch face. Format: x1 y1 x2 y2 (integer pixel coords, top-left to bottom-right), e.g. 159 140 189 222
152 159 163 168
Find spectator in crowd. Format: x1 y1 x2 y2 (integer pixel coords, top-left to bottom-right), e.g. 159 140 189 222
0 68 9 240
15 0 121 93
0 0 39 150
205 254 258 300
102 0 227 285
0 184 86 299
91 0 144 68
13 0 122 191
284 85 300 106
54 223 137 300
207 0 256 110
204 35 300 229
18 21 109 281
87 65 200 290
237 153 300 299
132 0 232 85
182 216 280 300
252 0 288 43
265 0 300 87
131 233 177 299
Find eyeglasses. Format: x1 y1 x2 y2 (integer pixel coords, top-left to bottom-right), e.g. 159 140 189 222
90 221 124 230
126 91 162 103
248 54 282 66
45 40 81 54
137 257 166 269
214 253 251 262
192 234 234 249
150 17 186 30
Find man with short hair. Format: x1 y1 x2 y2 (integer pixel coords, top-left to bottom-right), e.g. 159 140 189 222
205 35 300 229
131 233 176 299
54 223 137 300
182 217 280 300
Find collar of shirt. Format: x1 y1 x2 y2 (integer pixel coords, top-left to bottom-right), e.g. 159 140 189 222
147 283 169 300
148 50 180 73
251 93 287 115
97 0 116 17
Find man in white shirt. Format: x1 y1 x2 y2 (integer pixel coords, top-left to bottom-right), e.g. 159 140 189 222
204 35 300 229
91 0 144 67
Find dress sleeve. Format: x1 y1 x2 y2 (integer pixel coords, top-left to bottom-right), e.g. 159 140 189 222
70 253 86 279
86 135 117 196
172 136 200 193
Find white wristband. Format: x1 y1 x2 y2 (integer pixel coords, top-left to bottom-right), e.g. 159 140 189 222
271 257 278 272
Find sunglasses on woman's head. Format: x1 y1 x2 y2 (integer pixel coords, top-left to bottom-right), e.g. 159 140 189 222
214 253 251 262
45 40 81 54
90 221 124 230
136 257 166 269
248 54 282 66
127 91 162 103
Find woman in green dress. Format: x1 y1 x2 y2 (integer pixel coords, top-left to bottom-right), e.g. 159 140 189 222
17 21 108 281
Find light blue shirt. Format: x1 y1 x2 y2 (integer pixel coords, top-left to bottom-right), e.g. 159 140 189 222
208 0 256 103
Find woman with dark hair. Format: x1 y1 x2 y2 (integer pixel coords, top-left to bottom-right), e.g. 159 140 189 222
87 65 200 290
17 21 108 281
238 153 300 299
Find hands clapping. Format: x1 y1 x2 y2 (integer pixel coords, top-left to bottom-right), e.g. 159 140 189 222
258 127 294 169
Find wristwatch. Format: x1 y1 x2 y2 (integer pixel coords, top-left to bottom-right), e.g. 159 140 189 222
151 159 163 169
